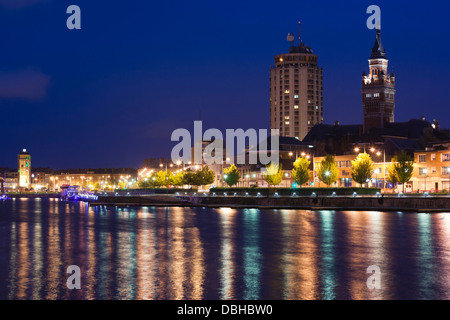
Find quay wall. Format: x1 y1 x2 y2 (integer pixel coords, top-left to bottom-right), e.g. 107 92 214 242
93 195 450 212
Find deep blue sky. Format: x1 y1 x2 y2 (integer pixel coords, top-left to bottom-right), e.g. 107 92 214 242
1 0 449 169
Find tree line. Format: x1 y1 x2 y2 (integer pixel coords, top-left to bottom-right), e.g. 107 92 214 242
138 166 215 189
221 151 415 190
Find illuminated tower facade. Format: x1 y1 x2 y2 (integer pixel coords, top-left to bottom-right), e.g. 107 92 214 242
270 22 323 140
362 28 396 134
18 149 31 189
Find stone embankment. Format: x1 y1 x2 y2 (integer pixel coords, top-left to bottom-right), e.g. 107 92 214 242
90 194 450 212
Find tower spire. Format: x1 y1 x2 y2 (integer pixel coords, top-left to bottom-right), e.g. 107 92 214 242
370 25 386 59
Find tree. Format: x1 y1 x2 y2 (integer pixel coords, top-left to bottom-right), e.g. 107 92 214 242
172 171 185 187
386 162 399 189
223 164 240 187
318 154 339 187
264 163 283 187
182 169 195 186
351 152 374 187
393 150 414 192
197 166 215 187
93 182 101 191
292 157 311 187
155 170 173 187
183 167 215 188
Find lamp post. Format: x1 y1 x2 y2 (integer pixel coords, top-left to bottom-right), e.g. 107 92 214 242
447 167 450 191
325 170 330 187
374 150 386 190
221 157 230 187
423 168 428 192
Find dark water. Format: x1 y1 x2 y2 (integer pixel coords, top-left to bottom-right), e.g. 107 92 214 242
1 198 450 300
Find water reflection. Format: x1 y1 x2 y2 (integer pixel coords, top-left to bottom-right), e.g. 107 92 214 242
219 208 236 299
1 199 450 299
319 211 336 300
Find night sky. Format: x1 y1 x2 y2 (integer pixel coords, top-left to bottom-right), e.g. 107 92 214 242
1 0 449 169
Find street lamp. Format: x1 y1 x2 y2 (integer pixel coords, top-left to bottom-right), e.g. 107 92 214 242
423 168 428 192
221 157 230 187
447 167 450 191
369 147 386 191
325 170 330 187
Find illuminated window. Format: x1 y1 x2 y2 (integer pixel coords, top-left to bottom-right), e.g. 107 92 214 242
442 153 450 162
366 93 372 98
285 121 290 125
374 93 380 97
294 95 299 99
419 168 428 175
284 116 289 120
284 90 290 94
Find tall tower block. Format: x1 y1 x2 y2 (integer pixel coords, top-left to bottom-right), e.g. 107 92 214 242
270 22 323 140
18 149 31 189
362 28 396 134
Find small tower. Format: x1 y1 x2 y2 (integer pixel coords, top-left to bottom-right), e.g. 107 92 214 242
361 27 396 134
18 149 31 189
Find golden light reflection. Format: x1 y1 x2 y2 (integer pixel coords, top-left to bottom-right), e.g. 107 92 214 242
219 207 237 299
434 212 450 299
136 207 157 300
365 211 386 300
85 206 98 300
32 205 43 300
281 210 319 299
46 203 62 300
345 211 370 300
170 207 187 299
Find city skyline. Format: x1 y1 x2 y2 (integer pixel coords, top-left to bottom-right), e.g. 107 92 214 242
1 1 449 169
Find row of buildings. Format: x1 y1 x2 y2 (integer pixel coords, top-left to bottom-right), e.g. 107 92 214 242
1 150 138 192
4 140 450 193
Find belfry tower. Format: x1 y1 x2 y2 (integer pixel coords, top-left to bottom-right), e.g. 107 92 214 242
361 27 396 134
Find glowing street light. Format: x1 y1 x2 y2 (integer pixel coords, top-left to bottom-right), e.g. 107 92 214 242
423 168 428 192
325 170 331 187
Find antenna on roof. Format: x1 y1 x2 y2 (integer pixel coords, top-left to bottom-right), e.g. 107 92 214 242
298 21 301 45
